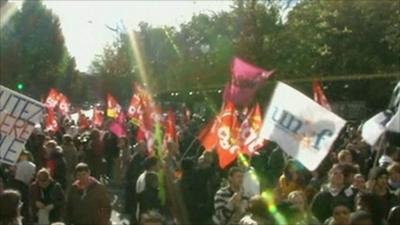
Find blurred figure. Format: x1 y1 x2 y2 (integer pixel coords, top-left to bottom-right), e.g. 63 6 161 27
338 150 353 165
351 174 366 192
61 134 78 188
14 150 36 186
277 159 308 200
349 211 373 225
0 189 22 225
311 164 355 223
287 190 320 225
239 195 273 225
30 168 65 224
387 163 400 193
367 167 398 218
45 141 67 189
140 210 165 225
116 136 131 184
86 129 104 179
237 154 260 198
355 192 386 225
387 206 400 225
138 172 161 214
324 201 351 225
213 167 249 225
66 163 111 225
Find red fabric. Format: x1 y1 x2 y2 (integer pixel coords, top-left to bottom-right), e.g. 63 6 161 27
92 108 104 128
45 88 61 109
45 107 59 132
109 112 127 137
198 119 218 152
78 110 90 129
312 80 332 111
127 94 142 124
47 159 56 177
164 108 177 143
223 57 274 106
239 103 265 155
106 93 121 118
58 93 70 116
215 102 241 169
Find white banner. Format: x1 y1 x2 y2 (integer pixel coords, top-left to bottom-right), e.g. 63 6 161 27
361 112 388 146
0 85 44 165
386 109 400 133
260 82 346 171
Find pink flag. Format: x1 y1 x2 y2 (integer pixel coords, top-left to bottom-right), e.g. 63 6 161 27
109 112 127 137
224 57 273 106
312 80 332 111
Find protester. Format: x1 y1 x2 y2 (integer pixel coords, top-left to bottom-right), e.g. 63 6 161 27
323 201 351 225
355 192 386 225
66 163 111 225
349 211 373 225
387 162 400 193
30 168 65 224
61 134 78 188
14 150 36 186
0 189 22 225
138 172 162 214
237 154 260 198
276 159 308 200
239 195 273 225
287 190 320 225
213 167 249 225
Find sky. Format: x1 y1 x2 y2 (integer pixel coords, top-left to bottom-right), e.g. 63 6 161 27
12 0 233 72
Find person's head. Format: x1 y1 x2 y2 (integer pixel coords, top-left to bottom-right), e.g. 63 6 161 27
338 149 353 165
75 163 91 184
350 211 373 225
0 189 21 223
45 140 58 152
166 142 179 156
18 150 31 162
368 167 389 191
140 210 164 225
136 142 147 155
329 164 344 187
355 192 385 225
144 156 160 172
145 172 159 190
387 162 400 183
36 168 53 188
248 195 269 218
287 191 307 211
62 134 73 145
283 159 303 182
228 167 244 190
90 129 101 140
341 164 359 187
352 174 366 191
118 137 129 149
331 201 351 225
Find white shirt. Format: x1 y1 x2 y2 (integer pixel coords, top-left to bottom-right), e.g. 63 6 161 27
243 167 260 198
15 160 36 185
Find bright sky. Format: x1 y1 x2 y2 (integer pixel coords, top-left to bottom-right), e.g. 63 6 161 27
11 0 232 72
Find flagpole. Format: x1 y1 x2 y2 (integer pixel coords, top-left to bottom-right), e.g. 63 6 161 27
180 138 198 161
372 133 386 168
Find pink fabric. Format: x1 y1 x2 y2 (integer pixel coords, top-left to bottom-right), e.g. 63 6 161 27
223 57 273 106
109 112 127 137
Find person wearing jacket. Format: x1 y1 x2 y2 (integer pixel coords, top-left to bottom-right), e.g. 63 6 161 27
66 163 111 225
30 168 65 224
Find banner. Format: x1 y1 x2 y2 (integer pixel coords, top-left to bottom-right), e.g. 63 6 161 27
106 94 121 118
0 85 44 165
260 82 346 171
361 112 390 146
45 107 59 132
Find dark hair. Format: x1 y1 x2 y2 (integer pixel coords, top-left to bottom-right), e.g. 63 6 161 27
356 192 385 225
350 211 372 225
75 163 90 173
145 173 158 189
181 158 194 171
63 134 73 144
368 167 388 181
248 195 269 217
144 156 159 170
228 166 243 177
330 199 351 214
0 189 21 224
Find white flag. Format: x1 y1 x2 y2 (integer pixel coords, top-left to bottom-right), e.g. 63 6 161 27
386 107 400 133
361 112 388 146
260 82 346 171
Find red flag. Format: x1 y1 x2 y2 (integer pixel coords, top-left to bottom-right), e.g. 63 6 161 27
224 57 274 106
198 118 219 152
45 108 59 132
312 80 332 110
45 88 61 109
78 110 90 130
239 103 265 155
92 108 104 128
127 93 142 125
106 93 121 118
164 108 177 143
109 111 127 137
215 102 241 169
58 93 70 116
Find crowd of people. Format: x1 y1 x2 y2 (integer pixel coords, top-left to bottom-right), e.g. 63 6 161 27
0 111 399 225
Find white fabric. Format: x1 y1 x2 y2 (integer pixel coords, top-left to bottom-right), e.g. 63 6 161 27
260 82 346 171
15 160 36 185
386 108 400 132
135 171 147 194
361 112 387 146
242 168 260 198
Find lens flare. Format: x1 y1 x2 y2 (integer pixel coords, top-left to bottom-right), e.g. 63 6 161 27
0 2 18 29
